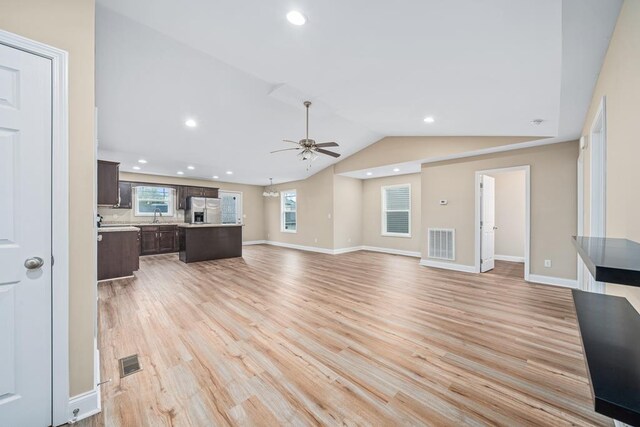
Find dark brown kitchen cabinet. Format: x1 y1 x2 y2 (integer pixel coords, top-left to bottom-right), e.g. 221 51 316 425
139 226 160 255
158 229 176 253
114 181 132 209
97 160 119 205
138 225 179 255
176 186 219 210
98 230 139 281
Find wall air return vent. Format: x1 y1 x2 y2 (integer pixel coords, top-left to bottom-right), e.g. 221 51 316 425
428 228 455 260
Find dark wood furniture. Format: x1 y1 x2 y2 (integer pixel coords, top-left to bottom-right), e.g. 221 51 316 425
178 225 242 263
138 225 180 255
176 186 219 210
573 236 640 287
97 160 120 206
114 181 133 209
97 229 139 281
572 290 640 426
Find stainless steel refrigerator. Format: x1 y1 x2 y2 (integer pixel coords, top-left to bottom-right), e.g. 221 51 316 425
186 197 221 224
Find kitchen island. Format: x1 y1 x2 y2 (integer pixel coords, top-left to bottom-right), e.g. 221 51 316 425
178 223 243 263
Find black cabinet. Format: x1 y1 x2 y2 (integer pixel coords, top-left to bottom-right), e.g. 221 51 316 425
140 226 159 255
158 228 176 253
114 181 132 209
97 160 119 205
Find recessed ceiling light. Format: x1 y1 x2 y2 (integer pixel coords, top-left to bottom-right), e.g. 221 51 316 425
138 159 147 164
185 119 197 128
212 175 219 179
132 166 141 170
225 171 233 175
366 172 373 176
177 171 184 175
187 165 195 170
423 116 435 123
393 168 400 172
286 10 306 26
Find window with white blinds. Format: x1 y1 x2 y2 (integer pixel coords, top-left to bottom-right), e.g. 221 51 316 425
381 184 411 237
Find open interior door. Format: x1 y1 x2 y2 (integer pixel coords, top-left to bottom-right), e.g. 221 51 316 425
480 175 496 272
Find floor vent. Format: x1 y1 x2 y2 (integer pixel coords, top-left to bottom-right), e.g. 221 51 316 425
119 354 142 378
428 228 455 260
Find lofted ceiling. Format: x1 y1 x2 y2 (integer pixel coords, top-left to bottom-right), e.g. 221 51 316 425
96 0 621 185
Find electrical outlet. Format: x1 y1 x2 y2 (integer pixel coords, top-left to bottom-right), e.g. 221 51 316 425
327 213 332 219
267 233 270 239
314 237 318 243
347 237 352 243
544 259 552 268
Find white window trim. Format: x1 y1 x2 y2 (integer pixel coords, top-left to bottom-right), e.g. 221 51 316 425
281 189 297 233
219 190 243 224
381 183 412 238
133 186 176 217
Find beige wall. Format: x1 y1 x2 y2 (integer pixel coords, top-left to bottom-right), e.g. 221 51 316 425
335 136 537 174
0 0 97 396
264 167 335 249
489 170 526 259
422 142 578 279
580 0 640 310
362 173 422 253
108 172 265 242
333 176 363 249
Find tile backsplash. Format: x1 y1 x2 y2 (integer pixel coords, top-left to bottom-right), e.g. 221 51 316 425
98 207 185 224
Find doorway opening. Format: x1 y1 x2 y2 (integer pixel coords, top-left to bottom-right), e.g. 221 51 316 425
474 166 530 280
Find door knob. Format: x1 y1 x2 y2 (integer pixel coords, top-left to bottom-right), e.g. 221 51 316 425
493 226 498 230
24 257 44 270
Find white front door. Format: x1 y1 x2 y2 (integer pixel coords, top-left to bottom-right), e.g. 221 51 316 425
0 43 53 426
480 175 496 272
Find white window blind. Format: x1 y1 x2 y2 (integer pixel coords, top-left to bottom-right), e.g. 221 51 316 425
382 184 411 236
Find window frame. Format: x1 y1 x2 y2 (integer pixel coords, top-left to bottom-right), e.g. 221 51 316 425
381 183 411 238
280 189 297 233
219 190 243 224
133 185 176 217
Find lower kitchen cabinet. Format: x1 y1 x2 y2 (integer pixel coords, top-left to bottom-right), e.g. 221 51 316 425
98 230 139 281
138 225 179 255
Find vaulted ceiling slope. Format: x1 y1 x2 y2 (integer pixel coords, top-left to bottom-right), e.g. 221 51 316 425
96 0 621 185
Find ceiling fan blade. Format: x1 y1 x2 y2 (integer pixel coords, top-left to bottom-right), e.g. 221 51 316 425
315 142 339 147
283 139 300 144
271 148 300 153
316 148 341 158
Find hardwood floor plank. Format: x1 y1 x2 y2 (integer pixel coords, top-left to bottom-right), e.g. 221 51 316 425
77 248 612 427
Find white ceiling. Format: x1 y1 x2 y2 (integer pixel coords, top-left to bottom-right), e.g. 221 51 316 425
96 0 621 185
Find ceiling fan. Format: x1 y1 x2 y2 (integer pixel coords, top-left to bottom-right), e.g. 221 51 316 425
271 101 340 162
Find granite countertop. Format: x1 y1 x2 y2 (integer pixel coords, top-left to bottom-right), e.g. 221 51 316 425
177 223 244 228
102 222 183 226
98 226 140 232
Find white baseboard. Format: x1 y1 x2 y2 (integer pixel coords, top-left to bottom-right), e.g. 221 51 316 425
419 259 477 273
494 254 525 263
264 240 335 254
333 246 364 255
242 240 267 245
527 274 578 289
361 246 421 258
67 388 100 424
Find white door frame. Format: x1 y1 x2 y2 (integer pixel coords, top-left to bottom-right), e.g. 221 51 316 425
474 165 530 280
577 137 586 290
588 96 607 293
0 30 70 426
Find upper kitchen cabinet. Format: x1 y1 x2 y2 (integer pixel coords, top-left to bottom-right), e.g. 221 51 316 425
203 187 218 198
114 181 132 209
97 160 120 206
177 186 219 210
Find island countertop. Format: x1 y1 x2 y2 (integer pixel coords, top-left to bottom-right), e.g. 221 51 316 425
177 223 244 228
98 226 140 233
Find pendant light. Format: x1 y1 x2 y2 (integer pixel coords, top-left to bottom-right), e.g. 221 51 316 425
263 178 279 197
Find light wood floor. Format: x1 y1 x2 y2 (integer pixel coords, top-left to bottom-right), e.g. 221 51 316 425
78 246 611 426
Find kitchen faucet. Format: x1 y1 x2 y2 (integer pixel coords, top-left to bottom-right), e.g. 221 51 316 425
153 208 162 223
